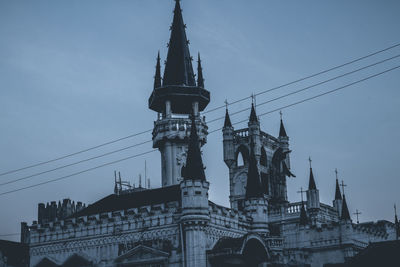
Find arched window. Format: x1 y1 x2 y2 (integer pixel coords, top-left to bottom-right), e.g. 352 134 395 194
237 151 245 166
260 147 267 167
236 145 249 167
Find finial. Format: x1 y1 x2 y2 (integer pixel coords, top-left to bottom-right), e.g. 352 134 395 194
251 93 257 108
280 110 283 120
224 99 229 110
335 168 338 180
308 157 312 169
340 180 347 195
297 187 306 202
353 209 361 224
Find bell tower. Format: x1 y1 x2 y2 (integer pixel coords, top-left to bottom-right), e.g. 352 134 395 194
149 0 210 187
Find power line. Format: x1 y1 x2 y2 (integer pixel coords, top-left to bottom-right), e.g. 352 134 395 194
0 140 153 187
209 64 400 133
0 150 156 197
1 42 399 177
0 64 398 197
0 129 153 177
2 53 399 187
203 42 400 114
207 54 400 124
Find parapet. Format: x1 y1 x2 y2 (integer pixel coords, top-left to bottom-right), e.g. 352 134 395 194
38 198 86 224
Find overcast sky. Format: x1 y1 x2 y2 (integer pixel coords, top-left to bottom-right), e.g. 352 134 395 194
1 0 400 241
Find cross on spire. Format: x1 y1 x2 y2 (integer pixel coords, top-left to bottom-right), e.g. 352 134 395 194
335 168 338 180
224 99 229 110
308 157 312 168
297 187 306 202
340 180 347 195
251 93 256 106
353 209 362 224
279 110 283 120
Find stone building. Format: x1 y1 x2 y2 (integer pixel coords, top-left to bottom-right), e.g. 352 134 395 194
20 1 399 266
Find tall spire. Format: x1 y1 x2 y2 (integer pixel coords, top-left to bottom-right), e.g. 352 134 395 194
299 201 308 226
163 0 196 86
249 103 258 123
308 157 317 190
341 194 351 221
224 108 232 128
154 51 162 89
279 111 287 137
183 114 206 181
395 204 399 240
335 178 342 200
245 140 263 199
197 52 204 88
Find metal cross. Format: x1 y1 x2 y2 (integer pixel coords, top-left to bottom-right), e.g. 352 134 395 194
308 157 312 168
279 110 283 120
297 187 306 202
224 99 229 110
251 93 256 107
353 209 362 224
340 180 347 195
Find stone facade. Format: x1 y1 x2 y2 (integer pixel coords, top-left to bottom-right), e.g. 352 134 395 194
19 1 399 267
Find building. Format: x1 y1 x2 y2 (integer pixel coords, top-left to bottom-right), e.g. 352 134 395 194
19 1 399 266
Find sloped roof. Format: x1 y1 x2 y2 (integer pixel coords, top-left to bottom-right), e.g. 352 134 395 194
73 185 181 217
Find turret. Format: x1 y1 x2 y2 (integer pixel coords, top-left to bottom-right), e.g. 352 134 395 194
223 108 235 167
154 51 162 89
248 103 261 160
333 169 343 218
244 140 269 235
180 113 210 267
306 158 320 225
278 112 290 169
197 52 204 88
340 194 351 222
149 0 209 187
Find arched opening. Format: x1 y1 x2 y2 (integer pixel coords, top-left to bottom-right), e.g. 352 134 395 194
242 238 269 267
236 145 249 167
260 147 267 167
237 152 245 166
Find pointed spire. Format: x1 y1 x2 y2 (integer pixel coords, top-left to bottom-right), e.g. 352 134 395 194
395 204 399 240
279 111 287 137
299 201 308 226
341 194 351 221
308 157 317 190
163 0 196 87
183 113 206 181
154 51 162 89
197 52 204 88
245 140 263 199
335 179 342 200
224 108 232 128
249 103 258 123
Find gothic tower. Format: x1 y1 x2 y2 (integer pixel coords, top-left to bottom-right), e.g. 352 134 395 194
180 114 210 267
306 161 320 226
149 0 210 187
222 107 294 210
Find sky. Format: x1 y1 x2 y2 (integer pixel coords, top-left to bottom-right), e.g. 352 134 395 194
0 0 399 242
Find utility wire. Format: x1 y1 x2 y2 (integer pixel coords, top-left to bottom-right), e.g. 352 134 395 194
207 54 400 124
0 140 153 187
0 64 398 196
0 150 157 197
1 42 399 177
209 64 400 133
2 53 398 187
0 129 153 177
203 42 400 114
